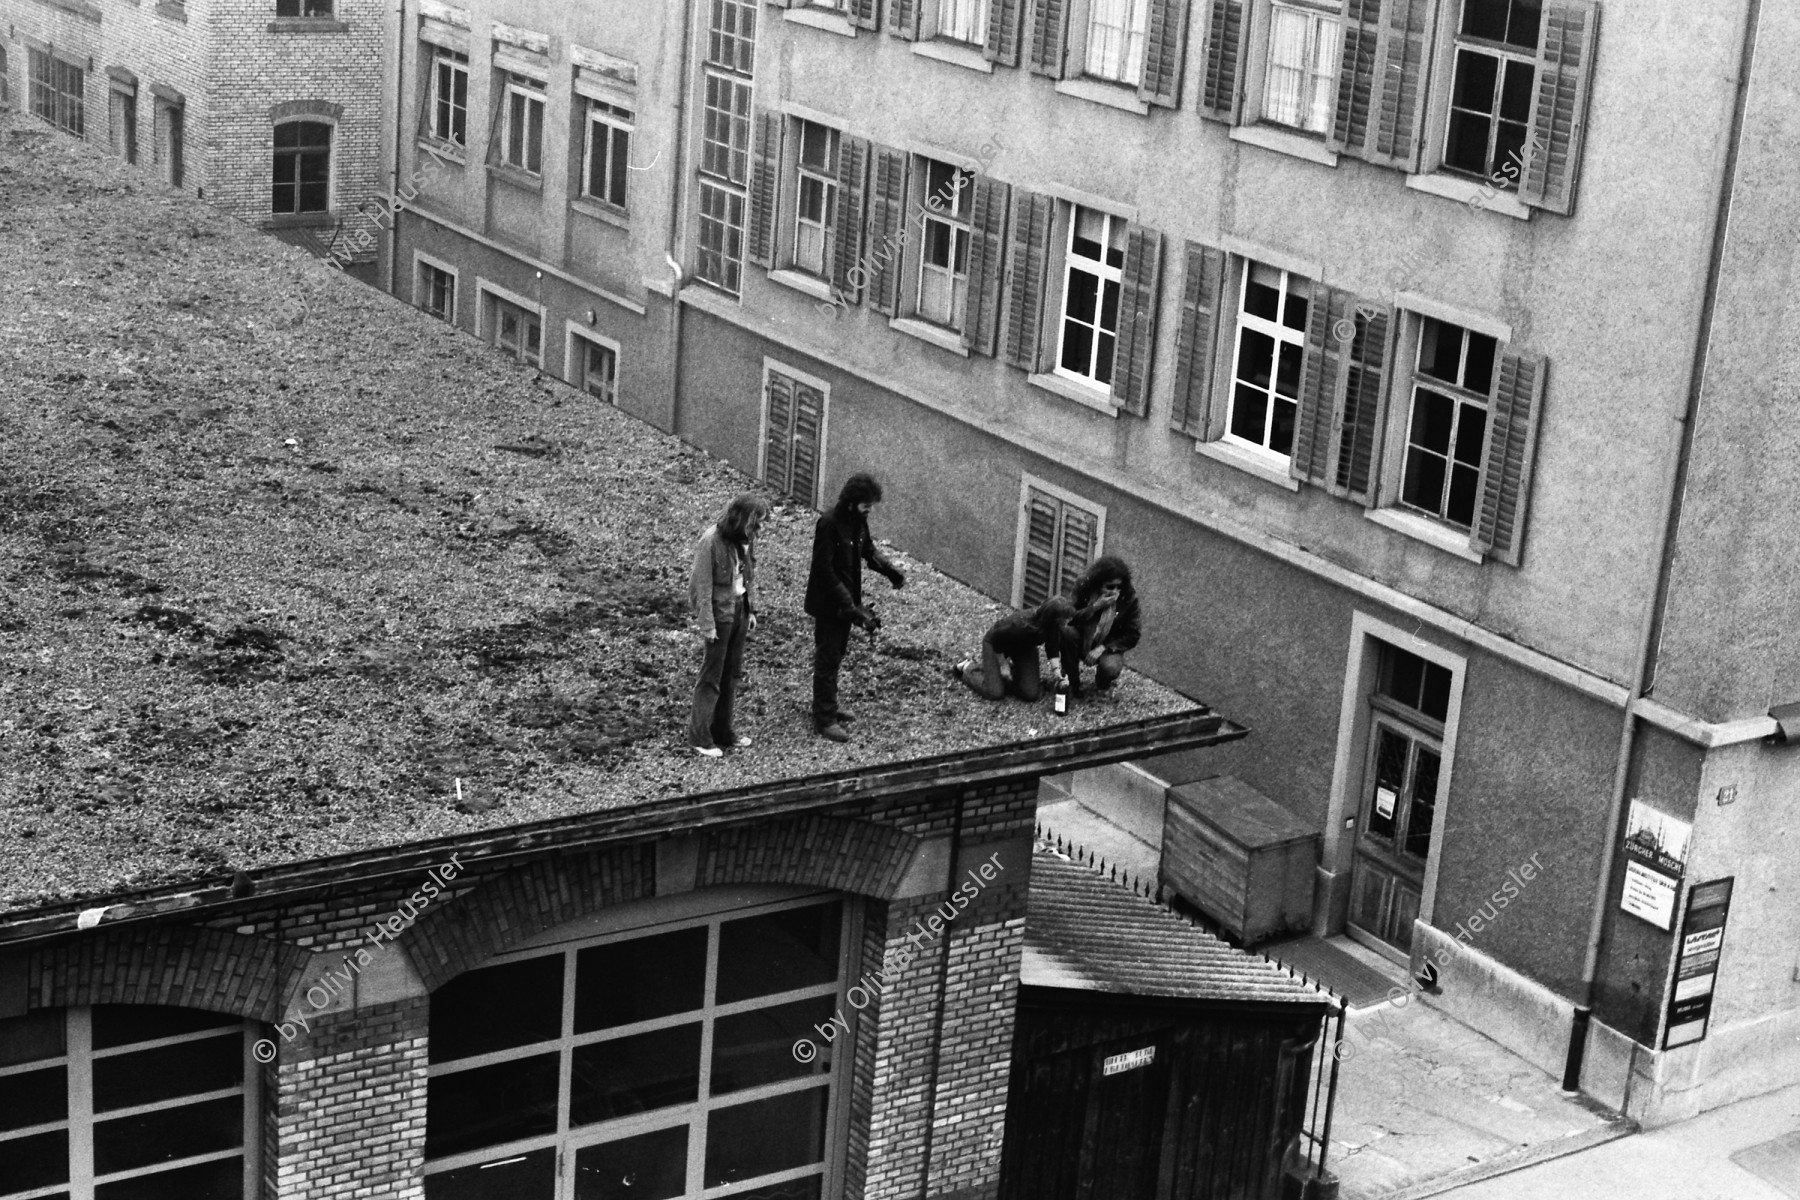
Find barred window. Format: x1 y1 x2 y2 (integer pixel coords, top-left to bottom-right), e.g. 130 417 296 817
28 50 84 137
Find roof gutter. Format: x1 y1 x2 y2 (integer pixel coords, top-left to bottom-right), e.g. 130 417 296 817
1562 0 1762 1095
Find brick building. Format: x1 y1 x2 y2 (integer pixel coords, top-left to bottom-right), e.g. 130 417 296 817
375 0 1800 1129
0 0 387 267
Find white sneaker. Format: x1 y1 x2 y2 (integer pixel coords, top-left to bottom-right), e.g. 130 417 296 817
731 735 753 748
694 745 724 758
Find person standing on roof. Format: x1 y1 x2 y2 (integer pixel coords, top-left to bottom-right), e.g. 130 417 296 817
804 473 904 742
688 494 770 758
1058 556 1141 696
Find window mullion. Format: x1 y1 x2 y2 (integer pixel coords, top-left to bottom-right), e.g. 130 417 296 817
68 1007 93 1200
693 921 721 1198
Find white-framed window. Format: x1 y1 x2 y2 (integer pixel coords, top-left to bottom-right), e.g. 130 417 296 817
698 183 747 294
761 361 829 509
566 326 620 404
28 49 84 137
481 282 544 367
427 48 469 146
792 121 839 279
500 73 545 174
0 1004 264 1200
695 41 752 295
272 120 332 214
915 160 973 331
583 99 633 211
1013 475 1106 608
1053 206 1127 391
1262 1 1341 133
939 0 988 45
1442 0 1539 182
1399 317 1496 530
421 891 854 1200
1085 0 1150 85
416 253 458 323
1225 261 1310 459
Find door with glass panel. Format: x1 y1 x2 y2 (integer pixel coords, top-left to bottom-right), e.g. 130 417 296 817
423 894 850 1200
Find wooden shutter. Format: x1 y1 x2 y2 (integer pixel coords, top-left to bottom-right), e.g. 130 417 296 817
1027 0 1068 78
1327 0 1381 154
1519 0 1598 216
1138 0 1188 108
1329 304 1392 504
864 145 908 314
1197 0 1243 123
1058 504 1098 598
888 0 920 40
1020 490 1059 608
764 372 795 494
830 135 870 299
1002 190 1053 372
964 176 1012 356
1170 243 1226 439
986 0 1024 66
791 381 826 509
1470 350 1545 565
849 0 880 30
1113 227 1163 418
747 111 783 269
1289 281 1346 486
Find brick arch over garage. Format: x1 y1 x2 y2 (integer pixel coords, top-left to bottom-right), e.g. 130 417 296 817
403 815 921 993
19 924 311 1023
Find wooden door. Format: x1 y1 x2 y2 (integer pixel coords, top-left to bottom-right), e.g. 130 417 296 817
1348 716 1440 958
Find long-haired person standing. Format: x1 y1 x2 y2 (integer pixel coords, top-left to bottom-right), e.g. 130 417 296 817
688 494 770 757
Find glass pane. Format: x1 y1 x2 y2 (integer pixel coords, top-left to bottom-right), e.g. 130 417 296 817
1071 207 1106 261
1416 321 1462 384
93 1007 237 1051
702 1086 828 1188
1379 649 1424 709
1230 385 1268 444
608 133 629 207
1060 320 1093 375
432 956 564 1062
1464 333 1497 395
1237 327 1274 388
569 1024 701 1126
1271 397 1297 456
1499 59 1535 124
576 928 706 1033
1368 729 1407 842
0 1128 69 1194
573 1126 689 1200
1275 341 1303 399
1099 279 1119 334
0 1064 66 1133
1460 0 1508 42
1404 749 1441 859
1447 462 1481 528
1505 0 1542 49
716 904 840 1005
729 1178 822 1200
425 1148 556 1200
274 122 301 147
1095 330 1115 386
1444 109 1492 176
93 1096 242 1176
427 1055 560 1158
711 997 836 1095
95 1034 241 1113
1419 662 1452 722
1409 390 1455 454
0 1011 65 1067
95 1155 243 1200
1282 281 1309 332
1402 449 1447 515
1453 405 1488 467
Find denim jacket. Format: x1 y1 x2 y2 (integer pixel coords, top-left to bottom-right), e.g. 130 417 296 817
688 525 756 634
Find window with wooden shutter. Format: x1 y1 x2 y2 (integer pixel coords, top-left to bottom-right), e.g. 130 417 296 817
1289 280 1343 486
1170 243 1226 439
1138 0 1188 107
1113 227 1163 417
889 0 921 39
1002 190 1054 372
1327 0 1434 167
849 0 880 29
1016 482 1106 608
963 176 1011 356
986 0 1025 65
1470 349 1543 564
746 110 782 268
1397 317 1496 531
864 146 908 314
830 135 870 300
1226 261 1311 459
1026 0 1069 77
1197 0 1244 123
1327 0 1380 153
1518 0 1597 216
1331 304 1391 503
763 368 828 509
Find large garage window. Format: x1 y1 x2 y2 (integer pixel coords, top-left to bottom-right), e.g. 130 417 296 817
0 1005 262 1200
425 894 851 1200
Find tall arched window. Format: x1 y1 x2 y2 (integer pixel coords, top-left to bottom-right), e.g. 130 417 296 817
425 890 855 1200
0 1005 263 1200
272 120 331 214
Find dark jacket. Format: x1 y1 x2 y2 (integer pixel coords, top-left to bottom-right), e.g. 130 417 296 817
804 508 899 623
987 597 1075 657
1068 558 1142 656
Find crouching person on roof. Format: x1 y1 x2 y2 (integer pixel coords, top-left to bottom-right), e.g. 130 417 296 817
1059 556 1141 696
952 596 1090 701
688 494 769 758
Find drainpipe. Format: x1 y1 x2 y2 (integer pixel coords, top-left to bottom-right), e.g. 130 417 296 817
1562 0 1762 1096
387 0 406 297
663 0 697 437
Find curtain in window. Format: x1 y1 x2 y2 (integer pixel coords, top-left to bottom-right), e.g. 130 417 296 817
1086 0 1148 84
1264 7 1309 127
943 0 987 42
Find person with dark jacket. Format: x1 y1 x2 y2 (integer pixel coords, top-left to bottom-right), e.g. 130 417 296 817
1059 556 1142 695
687 494 770 757
952 596 1087 701
804 474 904 741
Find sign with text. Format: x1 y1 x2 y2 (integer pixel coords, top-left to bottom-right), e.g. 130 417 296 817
1621 800 1691 929
1622 860 1679 930
1102 1047 1156 1076
1664 877 1732 1050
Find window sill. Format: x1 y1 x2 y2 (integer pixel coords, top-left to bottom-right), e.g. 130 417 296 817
1230 123 1339 168
1053 77 1150 116
769 268 837 302
416 137 467 167
570 197 629 229
487 163 544 193
890 316 969 357
154 0 187 22
32 0 102 22
264 212 335 229
782 7 856 36
911 39 993 73
1405 172 1532 221
1365 508 1485 563
1194 439 1300 492
267 17 349 32
1028 372 1118 417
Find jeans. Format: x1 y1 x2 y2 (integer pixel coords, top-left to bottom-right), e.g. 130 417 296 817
958 634 1045 701
1061 647 1124 692
689 598 748 749
812 617 852 728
